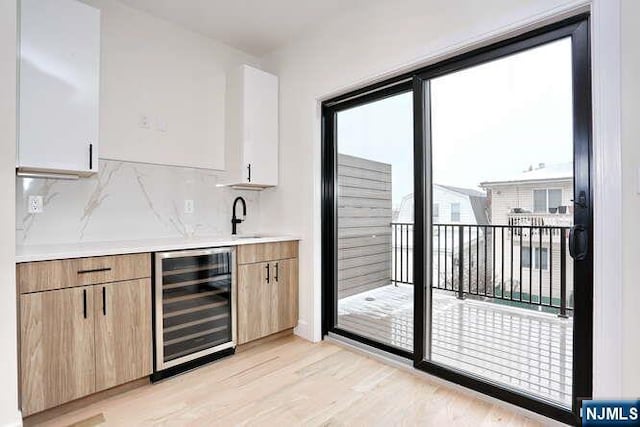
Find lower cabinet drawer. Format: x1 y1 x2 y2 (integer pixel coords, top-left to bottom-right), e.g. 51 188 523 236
17 253 151 294
237 241 298 265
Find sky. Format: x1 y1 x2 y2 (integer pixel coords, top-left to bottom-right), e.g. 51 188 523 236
337 37 573 209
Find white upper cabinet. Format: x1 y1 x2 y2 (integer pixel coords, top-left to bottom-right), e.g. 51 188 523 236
18 0 100 177
226 65 279 189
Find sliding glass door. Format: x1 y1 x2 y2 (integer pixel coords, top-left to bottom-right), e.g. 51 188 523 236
323 15 592 424
324 86 415 356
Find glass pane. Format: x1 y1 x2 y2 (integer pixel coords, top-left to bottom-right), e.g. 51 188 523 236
549 189 563 210
335 91 414 352
533 189 548 213
428 38 574 407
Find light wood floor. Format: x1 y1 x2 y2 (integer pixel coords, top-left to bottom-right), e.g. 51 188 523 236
37 336 543 427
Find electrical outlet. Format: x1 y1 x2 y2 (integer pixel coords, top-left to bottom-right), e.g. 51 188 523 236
184 199 194 214
28 195 43 214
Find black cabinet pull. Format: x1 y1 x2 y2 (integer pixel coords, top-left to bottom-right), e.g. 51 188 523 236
83 289 87 319
247 163 252 182
275 262 279 282
102 287 106 316
77 267 111 274
89 143 93 170
266 263 270 284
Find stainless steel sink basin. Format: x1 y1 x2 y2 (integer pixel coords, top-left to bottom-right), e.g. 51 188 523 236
232 234 265 240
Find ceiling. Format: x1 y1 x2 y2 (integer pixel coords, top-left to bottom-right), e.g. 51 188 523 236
118 0 370 56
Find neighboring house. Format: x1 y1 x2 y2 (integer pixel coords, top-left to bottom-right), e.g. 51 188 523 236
394 184 488 286
480 163 574 307
480 162 574 226
396 184 488 225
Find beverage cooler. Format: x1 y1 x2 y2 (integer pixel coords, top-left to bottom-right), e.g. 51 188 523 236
153 247 236 378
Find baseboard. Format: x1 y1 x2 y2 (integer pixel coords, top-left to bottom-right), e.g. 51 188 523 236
293 320 315 342
0 410 23 427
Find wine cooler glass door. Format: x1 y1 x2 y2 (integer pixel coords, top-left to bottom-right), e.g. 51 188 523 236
155 248 235 370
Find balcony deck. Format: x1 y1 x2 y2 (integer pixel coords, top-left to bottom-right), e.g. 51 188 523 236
337 284 573 407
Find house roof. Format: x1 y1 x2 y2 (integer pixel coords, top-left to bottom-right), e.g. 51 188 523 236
480 162 573 186
396 184 489 225
437 184 486 198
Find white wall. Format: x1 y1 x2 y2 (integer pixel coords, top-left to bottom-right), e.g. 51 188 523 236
262 0 638 398
0 0 20 424
621 0 640 398
16 0 266 247
80 0 260 170
260 0 582 343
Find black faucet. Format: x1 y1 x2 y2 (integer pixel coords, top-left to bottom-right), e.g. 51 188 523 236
231 196 246 235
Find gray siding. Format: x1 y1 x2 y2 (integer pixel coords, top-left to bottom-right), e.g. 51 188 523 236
337 154 392 299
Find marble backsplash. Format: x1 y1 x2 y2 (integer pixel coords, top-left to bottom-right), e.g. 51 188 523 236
16 160 262 246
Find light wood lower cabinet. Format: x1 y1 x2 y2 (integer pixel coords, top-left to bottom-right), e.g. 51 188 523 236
94 279 152 392
18 254 152 417
238 242 299 345
20 286 96 416
238 263 273 344
271 258 298 333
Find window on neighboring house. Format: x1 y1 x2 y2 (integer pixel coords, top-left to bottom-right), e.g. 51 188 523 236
522 246 532 268
450 203 460 222
535 247 549 270
533 189 563 213
522 246 548 270
548 189 562 210
433 203 440 223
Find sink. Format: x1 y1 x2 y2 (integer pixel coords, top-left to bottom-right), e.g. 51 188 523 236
232 234 265 240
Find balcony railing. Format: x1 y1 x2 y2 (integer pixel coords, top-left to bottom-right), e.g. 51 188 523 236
391 222 573 317
507 212 573 227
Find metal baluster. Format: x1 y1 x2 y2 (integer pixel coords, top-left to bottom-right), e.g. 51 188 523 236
458 225 464 300
560 228 568 317
501 227 505 299
400 224 404 283
530 225 533 304
394 223 398 284
519 226 523 302
539 226 543 305
468 226 472 294
510 226 514 300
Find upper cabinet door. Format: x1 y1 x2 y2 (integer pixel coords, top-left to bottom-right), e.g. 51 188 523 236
226 65 278 189
242 66 279 187
18 0 100 176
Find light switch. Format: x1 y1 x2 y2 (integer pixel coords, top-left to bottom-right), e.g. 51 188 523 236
138 114 150 129
184 199 194 214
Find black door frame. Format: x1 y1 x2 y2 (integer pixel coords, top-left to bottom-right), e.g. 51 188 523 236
321 14 592 425
322 79 415 360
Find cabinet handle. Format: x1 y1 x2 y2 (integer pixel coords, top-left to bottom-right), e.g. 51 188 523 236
247 163 252 182
102 287 106 316
266 263 270 284
83 289 87 319
275 262 279 282
89 143 93 170
77 267 111 274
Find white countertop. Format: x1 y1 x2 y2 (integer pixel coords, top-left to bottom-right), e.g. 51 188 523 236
16 234 301 263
